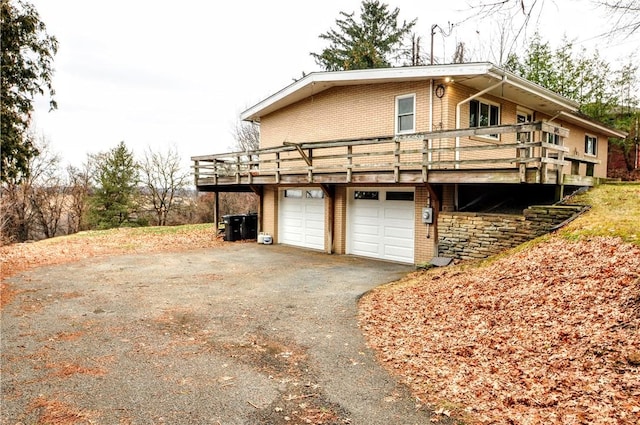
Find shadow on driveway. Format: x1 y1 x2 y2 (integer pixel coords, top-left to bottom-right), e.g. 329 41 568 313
1 243 437 424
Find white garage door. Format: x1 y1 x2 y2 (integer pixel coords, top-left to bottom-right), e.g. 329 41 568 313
347 188 415 264
279 188 325 250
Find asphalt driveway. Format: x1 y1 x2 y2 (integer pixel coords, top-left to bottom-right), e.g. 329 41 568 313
1 243 437 424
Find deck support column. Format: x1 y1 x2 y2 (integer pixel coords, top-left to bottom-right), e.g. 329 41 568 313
321 184 334 254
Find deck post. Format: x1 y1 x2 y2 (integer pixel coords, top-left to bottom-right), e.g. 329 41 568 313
347 146 353 183
394 140 401 182
518 146 527 183
214 191 219 230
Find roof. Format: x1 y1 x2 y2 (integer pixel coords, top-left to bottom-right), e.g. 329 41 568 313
240 62 626 138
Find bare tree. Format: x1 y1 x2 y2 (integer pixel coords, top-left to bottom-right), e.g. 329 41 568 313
469 0 547 56
231 120 260 152
595 0 640 37
30 165 65 239
452 42 466 63
65 160 92 234
0 165 33 242
471 0 639 43
0 134 65 242
139 145 190 226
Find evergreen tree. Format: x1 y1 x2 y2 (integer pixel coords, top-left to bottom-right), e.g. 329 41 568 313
89 141 139 229
508 33 639 178
1 0 58 183
311 0 416 71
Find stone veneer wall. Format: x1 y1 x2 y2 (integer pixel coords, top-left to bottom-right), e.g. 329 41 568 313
437 205 586 260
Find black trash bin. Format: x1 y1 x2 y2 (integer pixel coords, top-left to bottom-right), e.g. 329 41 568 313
241 213 258 240
222 215 243 241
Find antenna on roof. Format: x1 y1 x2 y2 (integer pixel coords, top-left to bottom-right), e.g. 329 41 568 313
430 22 454 65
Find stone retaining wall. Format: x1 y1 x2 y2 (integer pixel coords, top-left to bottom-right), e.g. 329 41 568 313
437 205 585 260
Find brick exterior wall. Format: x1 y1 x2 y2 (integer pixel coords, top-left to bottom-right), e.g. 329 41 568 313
260 82 432 148
437 205 585 260
333 186 347 255
414 186 437 264
261 187 278 242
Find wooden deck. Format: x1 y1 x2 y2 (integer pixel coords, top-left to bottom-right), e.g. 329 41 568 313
192 122 596 191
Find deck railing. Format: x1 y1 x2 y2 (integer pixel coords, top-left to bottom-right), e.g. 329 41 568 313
192 122 571 186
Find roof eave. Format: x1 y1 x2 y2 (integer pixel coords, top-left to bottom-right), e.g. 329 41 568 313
240 63 582 122
557 111 628 138
241 63 497 122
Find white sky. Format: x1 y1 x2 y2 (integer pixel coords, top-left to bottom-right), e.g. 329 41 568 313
29 0 638 173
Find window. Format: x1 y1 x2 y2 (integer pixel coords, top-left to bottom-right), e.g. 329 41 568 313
543 132 561 145
585 135 597 156
354 191 379 200
386 191 414 201
516 109 533 143
284 189 324 199
306 190 324 199
469 99 500 138
396 94 415 134
284 189 303 198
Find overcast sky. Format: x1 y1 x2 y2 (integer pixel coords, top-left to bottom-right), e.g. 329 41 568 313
30 0 638 172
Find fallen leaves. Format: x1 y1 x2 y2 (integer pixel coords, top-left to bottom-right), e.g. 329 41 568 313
359 236 640 424
29 396 98 425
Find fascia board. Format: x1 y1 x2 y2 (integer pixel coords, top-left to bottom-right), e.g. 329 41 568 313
557 111 628 138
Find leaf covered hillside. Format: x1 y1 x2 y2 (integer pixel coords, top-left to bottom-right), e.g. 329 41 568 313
359 184 640 424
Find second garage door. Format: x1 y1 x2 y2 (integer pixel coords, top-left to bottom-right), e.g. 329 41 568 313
279 188 325 250
347 188 415 264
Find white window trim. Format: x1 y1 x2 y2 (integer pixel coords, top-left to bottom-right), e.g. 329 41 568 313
395 93 416 134
543 131 561 145
585 134 598 156
470 97 501 140
516 106 534 145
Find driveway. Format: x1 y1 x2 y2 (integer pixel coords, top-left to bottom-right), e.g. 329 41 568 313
1 243 436 424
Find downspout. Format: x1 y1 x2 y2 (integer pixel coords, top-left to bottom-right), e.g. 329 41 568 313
455 75 508 163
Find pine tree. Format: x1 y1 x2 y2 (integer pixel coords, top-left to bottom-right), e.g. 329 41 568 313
89 141 139 229
310 0 416 71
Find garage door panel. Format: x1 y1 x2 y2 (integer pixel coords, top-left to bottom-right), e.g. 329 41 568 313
306 220 324 232
348 188 414 264
384 207 412 220
352 223 379 236
384 227 413 240
384 236 413 248
305 235 324 247
353 241 380 254
383 250 414 263
280 189 325 251
355 207 380 217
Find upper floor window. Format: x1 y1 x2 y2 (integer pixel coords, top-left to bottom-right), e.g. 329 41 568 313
544 132 561 145
469 99 500 138
516 108 533 143
395 94 415 134
585 135 597 156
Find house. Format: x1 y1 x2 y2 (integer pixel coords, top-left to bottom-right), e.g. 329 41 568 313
192 62 627 265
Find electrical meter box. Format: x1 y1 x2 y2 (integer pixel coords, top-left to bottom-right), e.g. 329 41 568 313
421 207 434 224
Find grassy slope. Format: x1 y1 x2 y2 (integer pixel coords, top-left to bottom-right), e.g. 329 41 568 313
560 183 640 244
